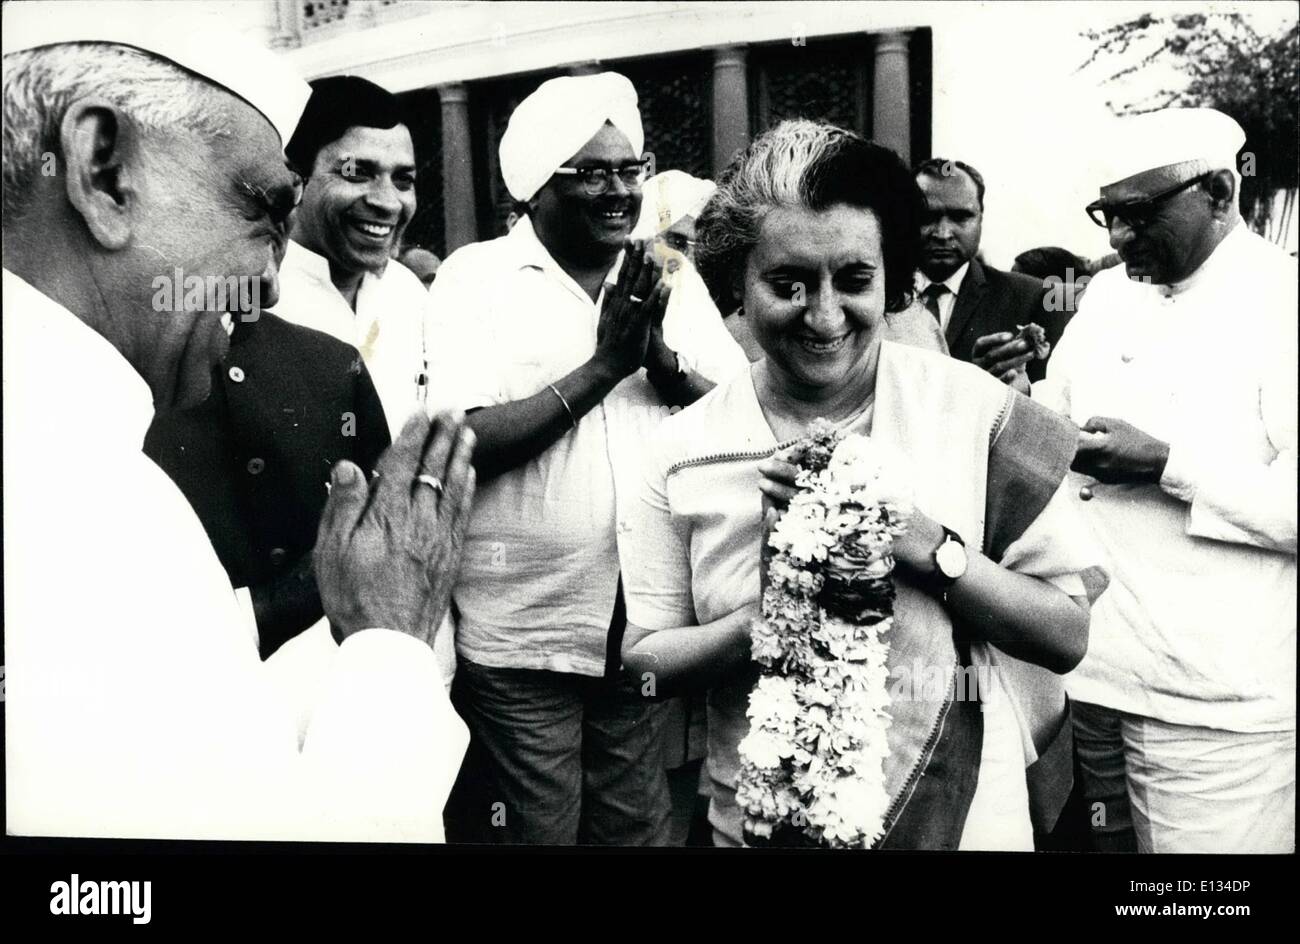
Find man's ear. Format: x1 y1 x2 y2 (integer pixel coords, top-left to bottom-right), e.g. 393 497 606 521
60 99 139 251
1205 169 1236 217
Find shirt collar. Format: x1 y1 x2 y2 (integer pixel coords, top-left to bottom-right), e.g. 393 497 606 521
915 260 971 297
282 239 381 303
507 215 622 304
282 239 333 285
2 267 155 448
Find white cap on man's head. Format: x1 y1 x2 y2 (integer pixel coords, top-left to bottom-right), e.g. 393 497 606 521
499 72 644 202
632 170 717 240
1 0 310 144
1097 107 1246 202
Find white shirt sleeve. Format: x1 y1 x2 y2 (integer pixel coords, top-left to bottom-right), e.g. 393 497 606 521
6 469 467 843
997 478 1109 604
425 250 506 413
1159 328 1298 554
621 432 697 631
298 629 467 841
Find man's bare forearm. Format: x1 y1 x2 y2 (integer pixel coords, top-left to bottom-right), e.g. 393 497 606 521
465 357 625 482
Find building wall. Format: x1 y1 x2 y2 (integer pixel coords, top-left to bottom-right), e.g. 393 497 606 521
205 0 1296 263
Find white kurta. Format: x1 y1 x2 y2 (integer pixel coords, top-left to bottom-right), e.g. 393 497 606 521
1034 224 1297 733
2 269 467 842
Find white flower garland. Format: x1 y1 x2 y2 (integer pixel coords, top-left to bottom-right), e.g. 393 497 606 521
736 420 913 848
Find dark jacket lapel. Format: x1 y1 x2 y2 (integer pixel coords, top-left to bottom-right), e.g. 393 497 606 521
944 258 987 350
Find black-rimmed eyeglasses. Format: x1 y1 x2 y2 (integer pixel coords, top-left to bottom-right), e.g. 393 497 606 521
1085 175 1207 230
552 159 651 195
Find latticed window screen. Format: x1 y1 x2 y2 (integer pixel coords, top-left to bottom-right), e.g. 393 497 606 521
300 0 422 35
395 87 445 257
750 36 872 138
749 29 932 165
453 30 930 246
301 0 350 31
617 53 712 181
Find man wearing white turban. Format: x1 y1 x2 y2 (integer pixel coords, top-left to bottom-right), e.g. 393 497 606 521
428 72 746 845
1035 108 1296 853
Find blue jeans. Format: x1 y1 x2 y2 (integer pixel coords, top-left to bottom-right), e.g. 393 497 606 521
445 659 672 845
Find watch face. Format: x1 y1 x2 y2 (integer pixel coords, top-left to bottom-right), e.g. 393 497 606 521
936 539 968 580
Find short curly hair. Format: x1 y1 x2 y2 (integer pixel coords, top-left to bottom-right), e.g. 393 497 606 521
695 120 924 316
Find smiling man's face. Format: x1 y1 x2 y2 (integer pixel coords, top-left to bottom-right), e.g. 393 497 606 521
529 122 643 266
293 124 416 277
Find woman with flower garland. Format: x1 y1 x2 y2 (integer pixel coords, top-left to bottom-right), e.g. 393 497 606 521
619 120 1107 849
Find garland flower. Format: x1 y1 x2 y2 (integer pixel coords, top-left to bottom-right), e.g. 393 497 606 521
736 420 913 848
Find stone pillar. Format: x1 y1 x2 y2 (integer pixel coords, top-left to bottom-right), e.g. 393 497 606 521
711 45 749 174
439 83 478 254
270 0 302 49
872 31 912 165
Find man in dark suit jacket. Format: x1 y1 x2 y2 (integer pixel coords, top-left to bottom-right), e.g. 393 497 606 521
915 158 1068 385
144 312 390 659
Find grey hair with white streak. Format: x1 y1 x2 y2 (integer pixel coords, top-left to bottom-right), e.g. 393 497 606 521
695 118 923 316
694 119 853 314
2 43 227 222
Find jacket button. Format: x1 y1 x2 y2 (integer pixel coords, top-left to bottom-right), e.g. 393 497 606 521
228 366 245 383
246 457 265 475
269 547 287 566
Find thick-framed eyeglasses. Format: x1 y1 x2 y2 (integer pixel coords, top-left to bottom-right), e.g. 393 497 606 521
552 159 651 195
1085 175 1207 229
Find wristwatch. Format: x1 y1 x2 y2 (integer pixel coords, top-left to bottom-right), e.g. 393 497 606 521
932 526 968 595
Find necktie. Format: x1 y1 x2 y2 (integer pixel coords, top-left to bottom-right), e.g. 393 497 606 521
922 282 949 324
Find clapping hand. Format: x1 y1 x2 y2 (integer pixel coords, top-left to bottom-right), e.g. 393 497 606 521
595 239 671 380
315 411 477 647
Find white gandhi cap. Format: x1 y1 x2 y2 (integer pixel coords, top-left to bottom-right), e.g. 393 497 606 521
1 0 311 145
1097 107 1246 201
